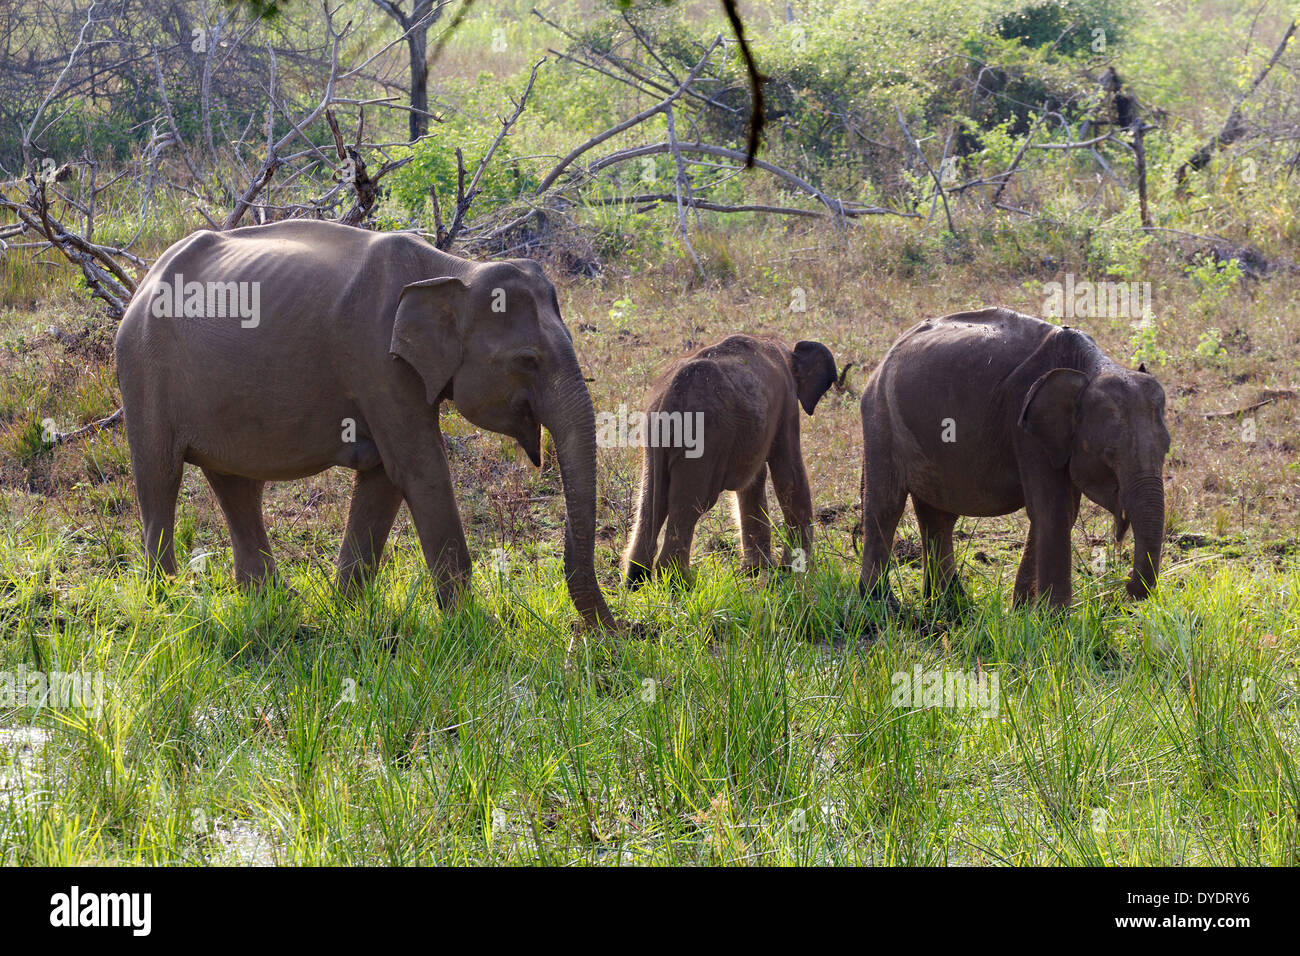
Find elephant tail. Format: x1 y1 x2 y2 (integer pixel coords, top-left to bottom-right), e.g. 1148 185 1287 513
623 448 668 588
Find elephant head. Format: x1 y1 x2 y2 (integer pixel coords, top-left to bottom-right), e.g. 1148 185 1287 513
1019 363 1170 599
389 259 616 628
791 341 838 415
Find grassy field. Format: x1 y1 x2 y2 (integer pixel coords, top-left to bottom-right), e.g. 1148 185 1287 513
0 527 1297 865
2 0 1299 866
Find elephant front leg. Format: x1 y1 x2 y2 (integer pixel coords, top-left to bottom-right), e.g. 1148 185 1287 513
1030 506 1074 609
735 464 774 575
767 437 815 574
337 466 405 592
1013 523 1037 607
387 439 472 608
1017 464 1078 609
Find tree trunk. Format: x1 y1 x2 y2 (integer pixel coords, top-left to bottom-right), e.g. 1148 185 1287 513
408 31 429 141
369 1 439 142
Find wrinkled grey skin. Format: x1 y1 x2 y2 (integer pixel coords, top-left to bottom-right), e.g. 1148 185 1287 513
859 307 1170 610
116 219 616 628
624 334 838 586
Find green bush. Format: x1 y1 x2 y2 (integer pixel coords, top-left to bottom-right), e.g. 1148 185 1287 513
383 109 539 219
995 0 1130 57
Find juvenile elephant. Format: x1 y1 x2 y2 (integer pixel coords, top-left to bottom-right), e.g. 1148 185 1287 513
623 335 838 586
859 307 1170 610
116 219 617 629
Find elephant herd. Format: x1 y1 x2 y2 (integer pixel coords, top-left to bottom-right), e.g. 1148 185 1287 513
116 220 1170 630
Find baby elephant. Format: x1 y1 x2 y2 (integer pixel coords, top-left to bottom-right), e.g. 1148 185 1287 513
624 335 838 586
859 307 1170 610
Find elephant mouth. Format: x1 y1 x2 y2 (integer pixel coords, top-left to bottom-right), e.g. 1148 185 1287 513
516 401 542 466
519 426 541 467
1084 485 1128 543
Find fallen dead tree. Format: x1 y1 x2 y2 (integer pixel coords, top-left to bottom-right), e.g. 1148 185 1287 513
0 2 464 444
1204 389 1297 420
450 18 916 270
0 168 144 318
1176 20 1297 189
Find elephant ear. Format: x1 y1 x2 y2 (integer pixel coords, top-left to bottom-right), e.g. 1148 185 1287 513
792 340 838 415
389 276 469 405
1018 368 1090 469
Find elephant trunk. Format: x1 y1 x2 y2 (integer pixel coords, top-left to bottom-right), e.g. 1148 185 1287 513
1121 473 1164 600
541 362 618 629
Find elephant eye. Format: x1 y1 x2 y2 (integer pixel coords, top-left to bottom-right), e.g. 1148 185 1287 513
510 348 541 371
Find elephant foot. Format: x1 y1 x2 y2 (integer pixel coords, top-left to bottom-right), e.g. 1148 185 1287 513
335 577 369 599
929 582 974 619
143 571 175 603
657 562 696 591
563 621 628 678
336 560 383 595
1125 577 1154 600
850 595 898 641
624 562 652 590
239 573 297 601
431 577 472 611
858 578 901 616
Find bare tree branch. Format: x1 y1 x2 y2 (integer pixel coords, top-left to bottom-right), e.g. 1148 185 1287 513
535 37 723 194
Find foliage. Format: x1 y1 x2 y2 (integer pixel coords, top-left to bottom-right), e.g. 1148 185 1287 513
994 0 1130 57
1129 319 1169 367
383 105 539 219
1187 255 1244 319
1195 327 1224 363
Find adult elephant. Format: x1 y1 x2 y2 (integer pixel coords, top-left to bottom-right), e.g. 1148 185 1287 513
859 307 1170 610
116 219 617 629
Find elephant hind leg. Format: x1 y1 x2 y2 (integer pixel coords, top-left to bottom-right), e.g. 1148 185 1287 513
203 469 275 585
126 422 184 578
337 466 405 592
654 466 719 587
624 449 668 588
858 464 907 605
913 498 963 602
734 463 773 575
767 435 815 572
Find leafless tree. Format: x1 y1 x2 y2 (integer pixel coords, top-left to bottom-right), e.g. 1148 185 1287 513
369 0 449 141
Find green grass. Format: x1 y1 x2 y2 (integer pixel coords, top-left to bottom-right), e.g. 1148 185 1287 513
1 519 1296 866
